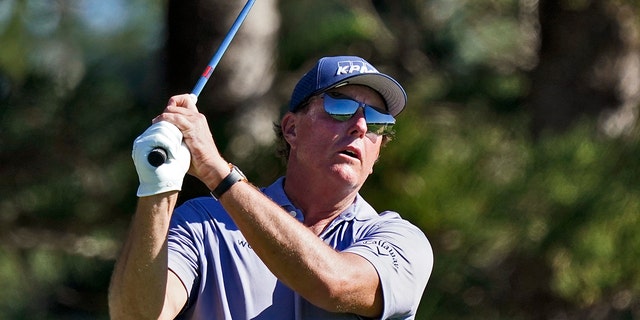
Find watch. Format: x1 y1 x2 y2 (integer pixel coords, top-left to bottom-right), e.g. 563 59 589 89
210 164 247 200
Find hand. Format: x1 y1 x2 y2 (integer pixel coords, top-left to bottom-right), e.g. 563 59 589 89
153 94 229 190
132 121 191 197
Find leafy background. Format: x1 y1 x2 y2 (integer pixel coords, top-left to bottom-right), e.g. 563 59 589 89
1 0 639 319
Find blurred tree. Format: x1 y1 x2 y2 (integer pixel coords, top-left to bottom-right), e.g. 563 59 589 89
165 0 282 202
356 0 640 318
528 0 640 138
0 0 163 318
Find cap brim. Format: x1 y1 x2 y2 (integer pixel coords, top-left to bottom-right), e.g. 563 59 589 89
332 73 407 117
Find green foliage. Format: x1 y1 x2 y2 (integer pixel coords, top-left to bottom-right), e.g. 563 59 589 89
279 1 385 68
1 1 158 318
365 109 640 318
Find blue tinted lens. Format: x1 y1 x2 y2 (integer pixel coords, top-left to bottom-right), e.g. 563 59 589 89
323 94 360 121
322 94 395 135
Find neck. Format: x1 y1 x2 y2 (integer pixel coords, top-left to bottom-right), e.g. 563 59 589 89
283 168 359 228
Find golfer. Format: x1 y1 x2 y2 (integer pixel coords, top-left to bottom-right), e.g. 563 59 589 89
109 56 433 319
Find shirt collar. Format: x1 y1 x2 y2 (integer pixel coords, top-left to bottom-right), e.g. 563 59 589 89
262 177 303 221
261 177 378 223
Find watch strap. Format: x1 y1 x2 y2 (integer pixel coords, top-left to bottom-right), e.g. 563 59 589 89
210 164 246 200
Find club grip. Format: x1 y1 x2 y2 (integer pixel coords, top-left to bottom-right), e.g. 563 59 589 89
148 147 167 167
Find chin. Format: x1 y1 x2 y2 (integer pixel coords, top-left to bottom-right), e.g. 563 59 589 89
329 165 364 187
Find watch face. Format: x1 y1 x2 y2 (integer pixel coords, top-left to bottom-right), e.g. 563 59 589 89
233 166 247 180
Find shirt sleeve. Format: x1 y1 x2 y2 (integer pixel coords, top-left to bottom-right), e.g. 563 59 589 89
167 200 207 302
343 211 434 319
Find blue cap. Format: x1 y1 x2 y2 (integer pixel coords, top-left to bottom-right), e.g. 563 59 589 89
289 56 407 117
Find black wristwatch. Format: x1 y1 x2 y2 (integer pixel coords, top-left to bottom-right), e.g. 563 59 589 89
210 164 246 200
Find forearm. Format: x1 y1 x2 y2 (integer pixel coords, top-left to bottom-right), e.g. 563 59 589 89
218 182 382 316
108 194 179 319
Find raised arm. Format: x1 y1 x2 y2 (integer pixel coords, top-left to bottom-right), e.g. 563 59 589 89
108 194 188 320
217 181 384 317
109 97 196 319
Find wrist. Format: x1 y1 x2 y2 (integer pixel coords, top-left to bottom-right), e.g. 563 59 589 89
200 161 234 191
210 164 247 200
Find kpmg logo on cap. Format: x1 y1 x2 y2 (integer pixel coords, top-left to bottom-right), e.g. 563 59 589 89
335 60 379 76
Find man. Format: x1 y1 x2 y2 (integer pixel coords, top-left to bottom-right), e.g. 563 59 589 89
109 56 433 319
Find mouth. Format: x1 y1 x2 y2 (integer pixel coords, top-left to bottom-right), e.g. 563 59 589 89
340 148 361 160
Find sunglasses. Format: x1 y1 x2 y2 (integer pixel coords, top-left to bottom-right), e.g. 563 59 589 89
322 93 395 136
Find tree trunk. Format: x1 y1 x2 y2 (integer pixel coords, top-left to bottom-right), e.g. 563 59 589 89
165 0 280 201
528 0 640 138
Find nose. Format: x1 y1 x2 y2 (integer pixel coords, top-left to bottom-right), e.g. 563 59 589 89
349 107 368 137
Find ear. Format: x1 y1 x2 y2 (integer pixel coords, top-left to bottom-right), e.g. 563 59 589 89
281 112 297 145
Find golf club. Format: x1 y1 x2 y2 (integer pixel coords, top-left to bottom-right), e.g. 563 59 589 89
147 0 256 167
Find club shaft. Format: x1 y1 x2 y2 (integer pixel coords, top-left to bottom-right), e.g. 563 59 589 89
191 0 256 97
148 0 256 167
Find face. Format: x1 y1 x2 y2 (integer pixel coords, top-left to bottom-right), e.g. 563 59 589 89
282 85 387 190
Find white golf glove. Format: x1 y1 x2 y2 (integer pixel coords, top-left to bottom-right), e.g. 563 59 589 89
132 121 191 197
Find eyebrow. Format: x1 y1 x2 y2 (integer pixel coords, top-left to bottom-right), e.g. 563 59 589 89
324 91 349 99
